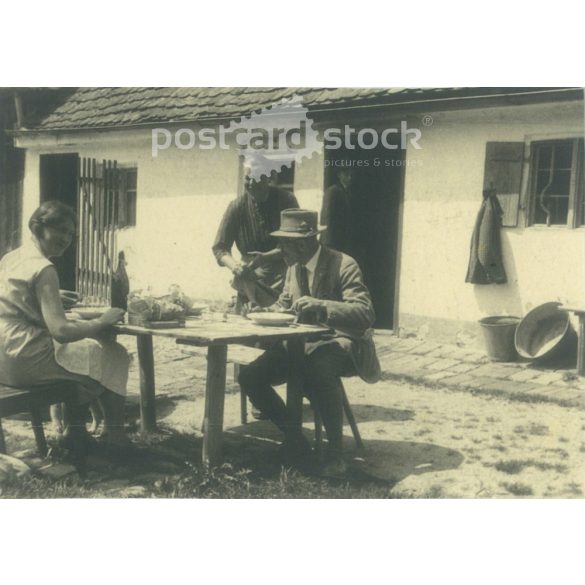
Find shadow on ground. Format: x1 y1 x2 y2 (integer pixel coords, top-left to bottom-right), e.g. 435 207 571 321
297 402 415 424
224 420 464 488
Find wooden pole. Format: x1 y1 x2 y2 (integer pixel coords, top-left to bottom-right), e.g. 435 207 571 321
341 384 364 449
137 334 157 433
97 161 106 303
112 162 118 262
89 159 97 301
0 420 6 454
75 156 81 293
578 315 585 376
202 344 227 466
83 158 91 299
286 338 305 434
104 161 112 304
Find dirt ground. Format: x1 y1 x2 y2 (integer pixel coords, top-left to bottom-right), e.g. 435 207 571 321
2 341 584 498
155 373 585 498
341 378 584 497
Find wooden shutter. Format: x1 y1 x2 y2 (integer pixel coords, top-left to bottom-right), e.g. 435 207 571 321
483 142 525 227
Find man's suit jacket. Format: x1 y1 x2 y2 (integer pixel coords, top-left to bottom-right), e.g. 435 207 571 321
278 246 381 384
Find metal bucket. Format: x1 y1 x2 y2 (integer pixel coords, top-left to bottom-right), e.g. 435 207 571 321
479 316 521 362
515 302 577 365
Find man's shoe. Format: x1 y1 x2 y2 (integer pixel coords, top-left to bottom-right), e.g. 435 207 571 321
320 455 348 479
278 435 315 472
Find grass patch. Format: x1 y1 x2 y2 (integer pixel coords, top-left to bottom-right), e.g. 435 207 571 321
527 423 549 436
490 444 507 452
501 482 533 496
564 483 583 496
0 462 426 499
413 428 431 437
493 459 568 475
0 426 408 499
545 448 569 460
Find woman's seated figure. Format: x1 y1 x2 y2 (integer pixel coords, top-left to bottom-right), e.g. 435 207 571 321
0 200 130 455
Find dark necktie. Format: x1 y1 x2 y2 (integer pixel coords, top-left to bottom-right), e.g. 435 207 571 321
299 264 311 297
298 265 316 324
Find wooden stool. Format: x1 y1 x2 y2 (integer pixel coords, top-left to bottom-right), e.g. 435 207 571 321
180 344 364 452
312 381 364 459
0 383 73 456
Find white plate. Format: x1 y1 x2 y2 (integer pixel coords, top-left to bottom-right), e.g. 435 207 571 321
69 306 109 320
248 312 296 327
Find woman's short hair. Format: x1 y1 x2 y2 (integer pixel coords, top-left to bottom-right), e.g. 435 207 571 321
28 201 77 237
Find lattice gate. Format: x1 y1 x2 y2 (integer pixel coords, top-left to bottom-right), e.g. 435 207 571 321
76 158 120 305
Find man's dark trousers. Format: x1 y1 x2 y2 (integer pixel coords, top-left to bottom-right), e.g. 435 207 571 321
238 342 355 454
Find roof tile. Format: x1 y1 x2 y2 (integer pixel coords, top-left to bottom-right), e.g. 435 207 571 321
25 87 574 131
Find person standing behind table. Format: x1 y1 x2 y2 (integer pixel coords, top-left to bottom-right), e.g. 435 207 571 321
0 201 130 460
238 209 381 477
320 167 355 255
212 159 299 313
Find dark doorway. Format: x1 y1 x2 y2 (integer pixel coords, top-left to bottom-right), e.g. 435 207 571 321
323 138 404 329
40 153 78 291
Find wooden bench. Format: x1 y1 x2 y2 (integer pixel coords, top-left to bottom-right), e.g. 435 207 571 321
0 383 73 456
180 343 364 454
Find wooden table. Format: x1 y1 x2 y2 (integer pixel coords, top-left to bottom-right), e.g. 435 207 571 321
562 305 585 375
114 317 332 465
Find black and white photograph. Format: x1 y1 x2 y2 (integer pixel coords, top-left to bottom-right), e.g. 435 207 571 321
1 86 583 499
1 5 584 583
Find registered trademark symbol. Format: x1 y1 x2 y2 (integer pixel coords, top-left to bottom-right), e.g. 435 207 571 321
422 114 434 127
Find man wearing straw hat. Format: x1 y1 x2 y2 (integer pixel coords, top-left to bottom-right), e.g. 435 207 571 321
238 209 381 477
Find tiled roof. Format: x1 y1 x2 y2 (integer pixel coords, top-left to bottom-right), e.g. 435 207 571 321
23 87 580 131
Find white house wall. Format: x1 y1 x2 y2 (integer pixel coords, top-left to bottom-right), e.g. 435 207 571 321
398 100 585 344
18 100 583 341
19 127 325 301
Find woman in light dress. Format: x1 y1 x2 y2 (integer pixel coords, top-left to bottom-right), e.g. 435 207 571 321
0 201 130 455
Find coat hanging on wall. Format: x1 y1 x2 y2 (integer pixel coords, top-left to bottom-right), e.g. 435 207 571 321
465 190 507 285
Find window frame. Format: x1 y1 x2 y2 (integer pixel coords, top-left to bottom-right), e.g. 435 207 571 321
524 135 584 229
116 164 138 228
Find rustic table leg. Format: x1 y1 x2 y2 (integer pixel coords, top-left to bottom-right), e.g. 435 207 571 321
286 338 305 433
136 334 157 433
202 344 227 467
0 420 6 454
578 315 585 376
